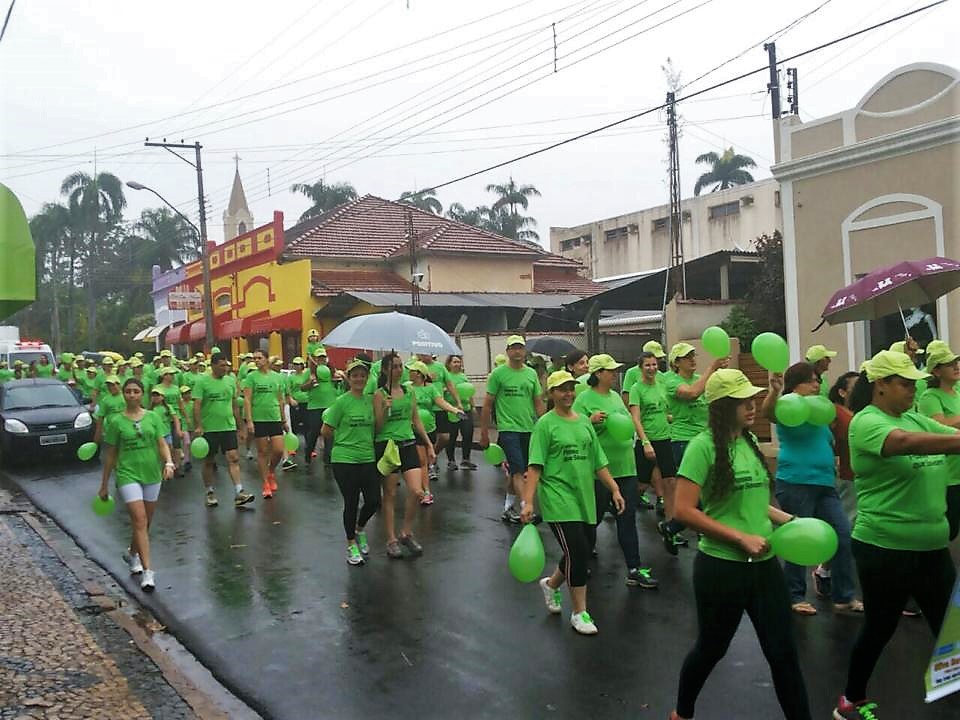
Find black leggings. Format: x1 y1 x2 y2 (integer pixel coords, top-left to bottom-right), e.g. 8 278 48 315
843 540 956 702
548 521 591 587
947 484 960 541
332 463 381 540
304 408 332 463
677 552 811 720
445 414 474 462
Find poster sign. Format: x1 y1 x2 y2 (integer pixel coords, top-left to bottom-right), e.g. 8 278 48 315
168 291 203 311
925 575 960 702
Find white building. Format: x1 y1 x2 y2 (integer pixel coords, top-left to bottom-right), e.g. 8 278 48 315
222 159 254 243
550 177 782 279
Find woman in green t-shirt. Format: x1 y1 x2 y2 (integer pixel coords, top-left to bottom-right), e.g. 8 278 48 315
322 359 381 566
374 353 435 559
917 340 960 540
407 360 464 506
442 355 478 471
670 369 809 720
833 351 960 720
573 354 658 589
93 376 126 444
98 378 175 593
521 370 624 636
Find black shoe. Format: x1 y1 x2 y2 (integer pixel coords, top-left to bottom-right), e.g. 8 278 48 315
812 568 832 599
657 521 678 556
626 567 659 589
655 496 665 518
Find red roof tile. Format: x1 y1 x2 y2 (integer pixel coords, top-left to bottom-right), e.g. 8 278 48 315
311 269 413 297
533 266 605 296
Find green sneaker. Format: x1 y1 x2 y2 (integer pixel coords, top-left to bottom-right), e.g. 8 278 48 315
356 531 369 556
347 544 364 566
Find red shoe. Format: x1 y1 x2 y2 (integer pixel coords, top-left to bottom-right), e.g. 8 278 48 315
262 481 273 499
268 471 277 492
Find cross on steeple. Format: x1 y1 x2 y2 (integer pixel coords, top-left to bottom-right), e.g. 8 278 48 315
233 153 241 172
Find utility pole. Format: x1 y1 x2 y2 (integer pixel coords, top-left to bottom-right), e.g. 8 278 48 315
405 209 421 316
144 139 215 350
666 91 686 299
786 67 799 116
764 42 781 119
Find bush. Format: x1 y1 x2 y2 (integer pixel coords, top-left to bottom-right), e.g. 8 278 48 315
720 305 758 347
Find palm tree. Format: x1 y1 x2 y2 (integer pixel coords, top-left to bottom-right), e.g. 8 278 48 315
59 171 126 348
399 188 442 215
290 179 357 222
485 177 541 242
29 203 73 352
693 147 757 195
446 202 490 227
133 208 199 270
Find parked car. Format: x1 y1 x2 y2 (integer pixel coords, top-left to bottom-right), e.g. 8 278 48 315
0 379 94 466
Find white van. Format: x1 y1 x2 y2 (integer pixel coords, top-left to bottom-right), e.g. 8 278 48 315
0 329 57 371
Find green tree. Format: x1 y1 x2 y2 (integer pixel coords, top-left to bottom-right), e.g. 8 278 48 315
29 203 73 352
132 208 198 270
446 202 491 227
485 177 541 242
720 231 785 346
693 147 756 195
399 188 442 215
290 179 357 222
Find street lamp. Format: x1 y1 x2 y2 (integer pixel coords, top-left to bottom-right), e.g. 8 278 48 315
127 180 215 350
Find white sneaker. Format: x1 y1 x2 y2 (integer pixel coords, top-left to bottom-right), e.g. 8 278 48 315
246 450 254 460
140 569 156 592
539 577 562 614
570 610 598 635
124 551 143 575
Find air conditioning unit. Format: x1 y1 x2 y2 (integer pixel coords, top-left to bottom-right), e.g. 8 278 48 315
741 195 754 206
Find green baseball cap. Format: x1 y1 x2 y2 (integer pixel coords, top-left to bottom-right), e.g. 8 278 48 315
668 342 696 364
494 353 507 366
642 340 666 359
925 342 959 372
889 340 924 355
546 370 577 390
104 375 121 385
588 353 623 373
506 335 526 348
704 369 765 403
60 352 74 363
805 344 838 362
405 360 432 378
312 346 328 357
345 358 370 374
180 385 192 393
864 350 929 382
292 356 305 365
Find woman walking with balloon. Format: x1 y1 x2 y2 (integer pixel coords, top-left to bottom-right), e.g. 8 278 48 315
762 362 861 616
573 354 658 589
669 368 811 720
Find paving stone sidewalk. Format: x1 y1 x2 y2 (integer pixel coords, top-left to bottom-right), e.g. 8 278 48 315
0 512 195 720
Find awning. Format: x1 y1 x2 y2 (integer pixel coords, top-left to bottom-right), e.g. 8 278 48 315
133 327 154 342
167 320 200 345
0 184 36 320
145 322 173 341
249 309 302 336
216 311 269 340
188 320 207 343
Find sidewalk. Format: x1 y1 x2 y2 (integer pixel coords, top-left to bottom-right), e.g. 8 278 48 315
0 486 255 720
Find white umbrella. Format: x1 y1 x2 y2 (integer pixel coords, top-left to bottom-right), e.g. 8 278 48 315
320 312 462 355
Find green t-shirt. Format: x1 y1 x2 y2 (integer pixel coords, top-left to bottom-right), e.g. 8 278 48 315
157 383 183 419
306 365 339 410
324 392 375 463
193 373 238 432
819 373 830 397
445 370 469 421
622 365 641 395
411 384 441 433
288 370 310 404
0 369 14 383
151 402 174 437
917 388 960 486
664 371 708 441
181 398 195 432
103 411 164 487
849 405 952 550
94 391 126 421
375 387 415 442
486 364 540 432
425 360 449 395
528 411 609 523
572 388 636 478
628 378 671 441
79 374 98 397
182 371 202 390
677 430 774 562
913 377 928 410
242 370 285 423
35 364 54 378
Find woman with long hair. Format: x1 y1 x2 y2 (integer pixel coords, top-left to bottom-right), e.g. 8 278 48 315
98 378 175 592
442 355 477 471
407 360 464 505
374 353 435 558
157 367 188 475
833 351 959 720
520 370 624 635
629 352 673 522
670 369 810 720
762 362 861 616
93 375 126 444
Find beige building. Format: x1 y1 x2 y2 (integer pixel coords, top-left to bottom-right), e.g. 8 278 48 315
550 177 782 279
772 63 959 374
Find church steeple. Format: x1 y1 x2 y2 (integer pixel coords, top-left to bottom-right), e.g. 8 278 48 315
222 154 254 242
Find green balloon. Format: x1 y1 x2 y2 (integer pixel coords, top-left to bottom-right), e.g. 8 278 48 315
769 517 838 565
77 441 98 461
752 332 790 373
483 443 506 465
701 325 731 358
190 436 210 459
508 524 546 583
775 393 810 427
91 494 115 517
805 394 837 426
284 432 300 452
316 364 332 380
457 382 476 400
605 412 635 443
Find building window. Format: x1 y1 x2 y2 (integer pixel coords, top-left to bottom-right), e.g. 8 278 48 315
652 217 669 232
215 293 232 309
774 190 781 207
604 227 628 242
708 201 740 220
238 221 247 235
560 235 590 251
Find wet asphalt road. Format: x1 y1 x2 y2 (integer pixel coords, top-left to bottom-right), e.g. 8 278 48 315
4 452 960 720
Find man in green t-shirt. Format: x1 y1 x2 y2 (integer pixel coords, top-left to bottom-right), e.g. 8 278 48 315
303 347 341 467
243 350 288 499
480 335 546 523
805 344 838 398
192 351 254 508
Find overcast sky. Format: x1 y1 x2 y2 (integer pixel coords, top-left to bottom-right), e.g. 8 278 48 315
1 0 956 246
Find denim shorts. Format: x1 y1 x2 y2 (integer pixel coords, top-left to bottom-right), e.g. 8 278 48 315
498 431 532 476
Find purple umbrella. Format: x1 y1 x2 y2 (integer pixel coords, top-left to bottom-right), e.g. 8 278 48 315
821 257 960 327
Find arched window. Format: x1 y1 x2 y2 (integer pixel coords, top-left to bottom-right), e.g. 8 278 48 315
215 293 232 309
238 221 247 235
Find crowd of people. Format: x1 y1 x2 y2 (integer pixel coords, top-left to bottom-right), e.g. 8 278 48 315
7 330 959 720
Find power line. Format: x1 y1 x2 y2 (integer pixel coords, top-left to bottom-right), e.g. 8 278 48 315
0 0 15 45
417 0 949 194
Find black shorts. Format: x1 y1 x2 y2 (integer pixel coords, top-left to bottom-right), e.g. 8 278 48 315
635 438 677 483
205 430 238 456
416 430 438 448
375 439 420 475
435 410 455 434
254 421 284 439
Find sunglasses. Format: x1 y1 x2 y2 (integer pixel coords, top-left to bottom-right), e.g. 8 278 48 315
133 420 143 438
